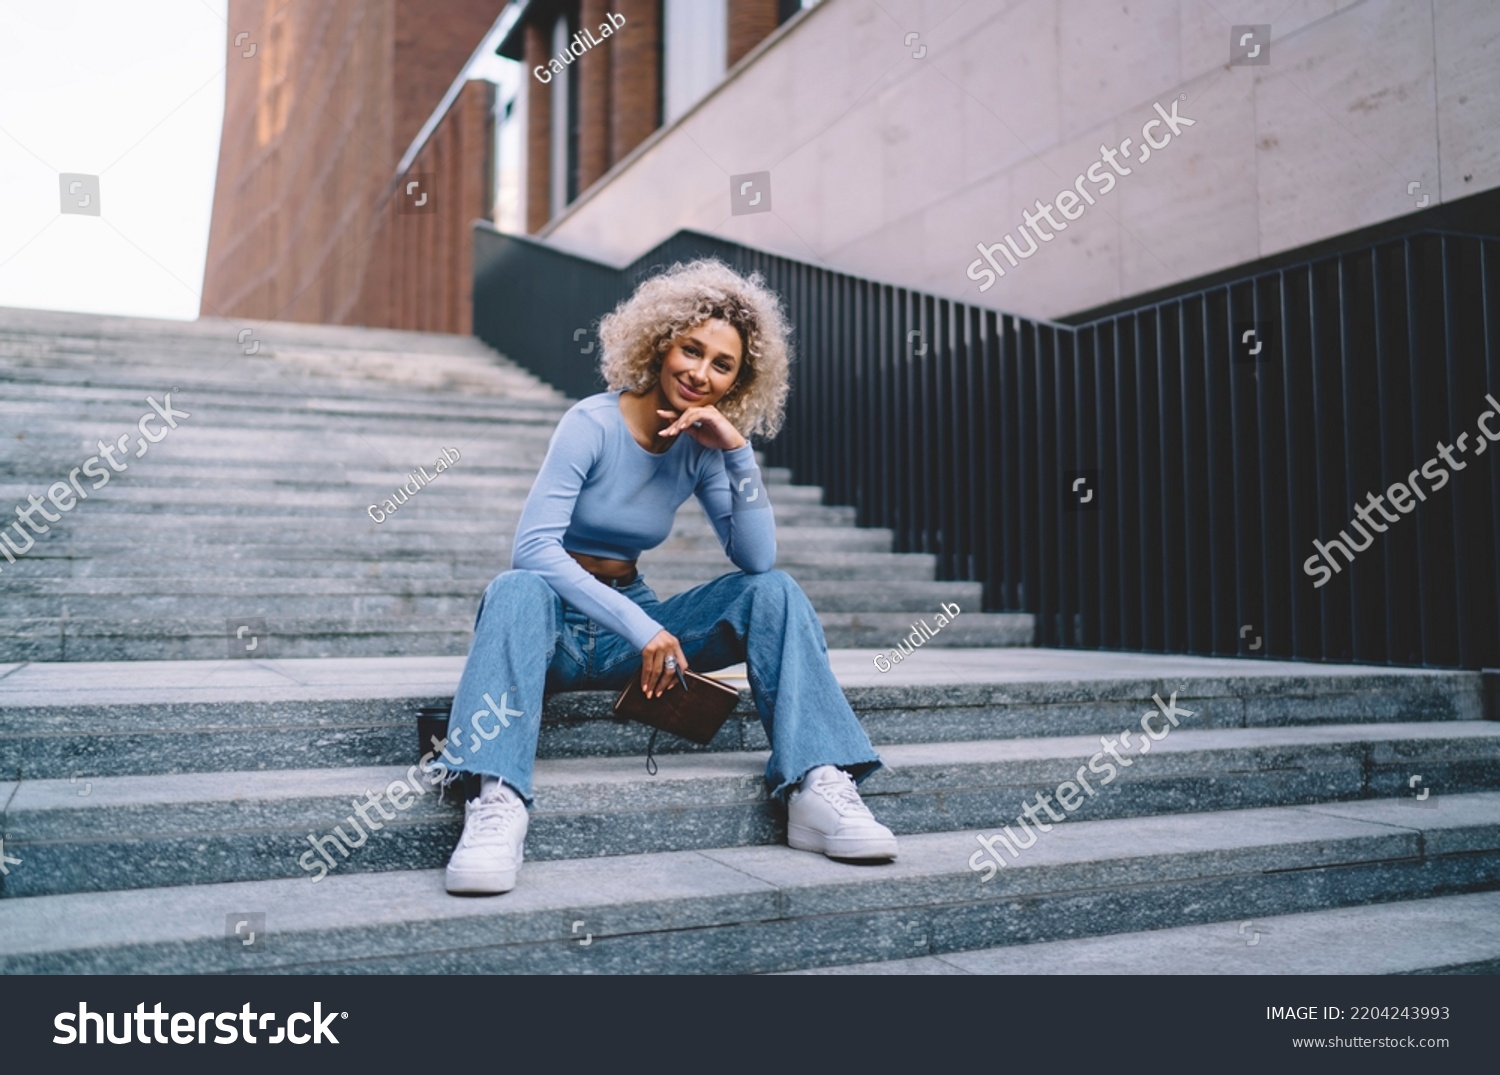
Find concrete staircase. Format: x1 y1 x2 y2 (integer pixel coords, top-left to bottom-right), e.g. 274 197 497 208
1 307 1497 974
0 306 1030 660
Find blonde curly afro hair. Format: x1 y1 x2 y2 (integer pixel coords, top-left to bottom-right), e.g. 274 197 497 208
597 257 792 440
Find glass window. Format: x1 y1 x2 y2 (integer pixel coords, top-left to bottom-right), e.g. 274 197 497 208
662 0 726 126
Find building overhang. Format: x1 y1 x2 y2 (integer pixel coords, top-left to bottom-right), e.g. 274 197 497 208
496 0 556 60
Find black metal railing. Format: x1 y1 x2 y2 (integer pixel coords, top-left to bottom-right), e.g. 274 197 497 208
471 224 1500 670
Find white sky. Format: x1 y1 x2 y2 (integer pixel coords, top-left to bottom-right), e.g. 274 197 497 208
0 1 230 321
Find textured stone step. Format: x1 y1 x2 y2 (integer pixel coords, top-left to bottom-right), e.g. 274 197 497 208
0 352 555 382
0 396 568 428
0 500 858 530
0 548 936 581
0 350 557 380
1 431 551 469
0 471 830 504
0 358 564 399
0 652 1475 780
0 307 527 353
7 523 882 556
0 313 565 397
814 611 1030 647
0 370 563 408
0 578 980 616
784 890 1500 975
2 793 1496 973
2 610 1029 662
4 723 1497 897
0 464 801 499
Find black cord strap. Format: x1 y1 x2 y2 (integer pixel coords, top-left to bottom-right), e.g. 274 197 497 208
644 728 659 776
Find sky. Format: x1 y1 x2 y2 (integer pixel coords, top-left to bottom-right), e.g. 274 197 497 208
0 1 237 321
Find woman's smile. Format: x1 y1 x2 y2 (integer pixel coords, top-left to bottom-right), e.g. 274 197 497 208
655 318 745 413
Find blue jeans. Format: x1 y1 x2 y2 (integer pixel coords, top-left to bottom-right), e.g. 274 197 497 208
442 568 883 805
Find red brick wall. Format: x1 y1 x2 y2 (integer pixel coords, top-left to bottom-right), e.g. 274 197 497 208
350 79 495 334
610 0 661 169
727 0 779 69
524 18 553 234
202 0 502 332
393 0 504 160
578 0 613 191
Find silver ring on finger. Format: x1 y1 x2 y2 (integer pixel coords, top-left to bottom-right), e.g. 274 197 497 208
664 656 677 669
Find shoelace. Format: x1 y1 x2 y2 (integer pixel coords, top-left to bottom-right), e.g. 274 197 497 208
812 771 872 817
465 797 523 843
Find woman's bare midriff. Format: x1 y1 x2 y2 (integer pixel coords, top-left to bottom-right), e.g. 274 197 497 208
567 549 638 580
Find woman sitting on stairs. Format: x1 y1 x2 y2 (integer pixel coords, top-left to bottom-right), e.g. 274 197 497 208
441 257 897 895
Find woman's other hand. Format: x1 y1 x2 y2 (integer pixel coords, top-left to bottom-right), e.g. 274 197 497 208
640 629 689 699
656 406 747 452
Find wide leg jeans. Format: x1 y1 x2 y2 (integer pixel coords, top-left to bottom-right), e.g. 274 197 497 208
442 568 883 805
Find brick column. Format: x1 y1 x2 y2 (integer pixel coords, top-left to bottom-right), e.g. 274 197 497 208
727 0 779 68
610 0 661 165
578 0 612 188
523 19 552 233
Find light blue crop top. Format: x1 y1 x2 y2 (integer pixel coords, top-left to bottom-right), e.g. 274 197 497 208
509 390 776 651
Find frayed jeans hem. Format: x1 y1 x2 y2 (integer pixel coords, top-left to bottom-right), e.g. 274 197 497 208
770 755 884 804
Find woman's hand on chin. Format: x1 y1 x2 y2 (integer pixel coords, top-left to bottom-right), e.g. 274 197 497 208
656 406 748 451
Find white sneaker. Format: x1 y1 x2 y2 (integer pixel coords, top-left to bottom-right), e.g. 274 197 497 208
445 782 528 895
787 765 897 861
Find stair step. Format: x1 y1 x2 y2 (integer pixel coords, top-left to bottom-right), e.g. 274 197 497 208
816 612 1031 646
0 579 981 616
4 723 1497 897
783 889 1500 975
0 652 1476 780
7 523 878 552
2 793 1496 973
2 611 1030 662
0 504 857 529
0 398 569 428
0 307 527 352
0 549 936 580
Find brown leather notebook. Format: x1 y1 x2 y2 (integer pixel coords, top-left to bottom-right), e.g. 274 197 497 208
612 669 741 745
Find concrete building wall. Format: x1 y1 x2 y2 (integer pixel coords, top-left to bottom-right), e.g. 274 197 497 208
539 0 1500 320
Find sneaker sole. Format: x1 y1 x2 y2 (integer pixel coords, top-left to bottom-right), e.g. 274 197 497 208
445 864 519 895
787 824 898 861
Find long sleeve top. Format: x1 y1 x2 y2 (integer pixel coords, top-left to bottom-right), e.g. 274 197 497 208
510 390 777 651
